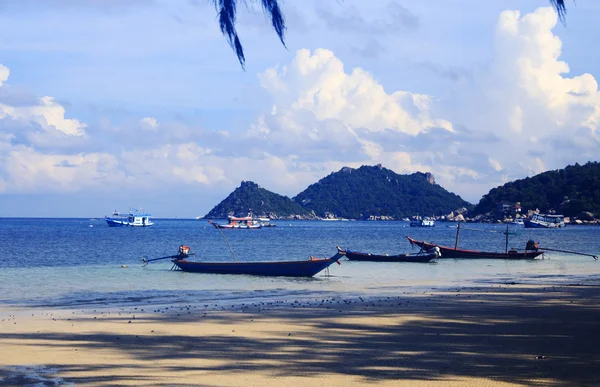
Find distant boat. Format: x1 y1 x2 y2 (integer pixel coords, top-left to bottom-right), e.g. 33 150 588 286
210 215 262 229
195 216 203 220
511 218 525 226
410 217 435 227
105 209 153 227
257 217 276 227
337 246 439 263
524 214 565 228
144 245 343 277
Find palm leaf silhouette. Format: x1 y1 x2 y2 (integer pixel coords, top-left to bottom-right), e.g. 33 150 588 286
213 0 286 69
215 1 570 68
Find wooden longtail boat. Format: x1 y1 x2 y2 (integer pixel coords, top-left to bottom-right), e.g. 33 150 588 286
144 245 343 277
172 255 342 277
337 246 439 263
405 236 543 259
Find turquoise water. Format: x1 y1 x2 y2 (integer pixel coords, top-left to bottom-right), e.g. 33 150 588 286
1 218 599 307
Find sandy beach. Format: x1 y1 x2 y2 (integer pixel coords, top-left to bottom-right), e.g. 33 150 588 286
1 283 599 386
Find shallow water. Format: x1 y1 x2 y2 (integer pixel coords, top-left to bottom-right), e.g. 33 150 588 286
1 218 599 308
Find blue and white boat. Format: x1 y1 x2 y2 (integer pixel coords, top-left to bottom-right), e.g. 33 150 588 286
524 213 565 228
410 217 435 227
105 209 154 227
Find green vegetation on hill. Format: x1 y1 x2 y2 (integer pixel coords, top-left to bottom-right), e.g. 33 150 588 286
473 162 600 217
292 165 471 219
204 181 315 219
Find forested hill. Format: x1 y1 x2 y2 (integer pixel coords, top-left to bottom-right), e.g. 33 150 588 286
473 162 600 217
204 181 316 219
292 165 470 219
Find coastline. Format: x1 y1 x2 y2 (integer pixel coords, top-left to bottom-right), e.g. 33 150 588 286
1 282 599 386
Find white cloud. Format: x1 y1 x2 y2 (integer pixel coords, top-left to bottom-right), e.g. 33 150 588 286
258 48 454 137
0 65 8 86
1 145 121 193
0 93 86 137
140 116 159 129
488 158 502 172
437 6 600 199
491 7 600 136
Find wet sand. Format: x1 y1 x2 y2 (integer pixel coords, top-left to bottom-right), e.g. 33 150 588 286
1 283 599 386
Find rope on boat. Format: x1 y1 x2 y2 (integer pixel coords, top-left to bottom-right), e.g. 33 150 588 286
142 254 178 266
538 247 598 260
459 226 520 235
209 220 238 262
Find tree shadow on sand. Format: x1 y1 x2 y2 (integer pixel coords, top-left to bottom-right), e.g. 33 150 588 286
1 285 599 386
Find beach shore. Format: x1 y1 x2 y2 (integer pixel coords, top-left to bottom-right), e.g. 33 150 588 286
1 283 599 386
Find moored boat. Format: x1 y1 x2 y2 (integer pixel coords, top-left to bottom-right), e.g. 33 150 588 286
144 245 343 277
337 246 439 262
106 209 153 227
405 236 543 259
210 215 262 229
257 217 276 227
409 217 435 227
524 213 565 228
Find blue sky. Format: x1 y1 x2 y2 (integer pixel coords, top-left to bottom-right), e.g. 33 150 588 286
1 0 599 217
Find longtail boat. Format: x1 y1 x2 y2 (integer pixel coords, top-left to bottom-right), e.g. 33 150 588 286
405 223 544 259
405 236 543 259
143 245 343 277
337 246 439 263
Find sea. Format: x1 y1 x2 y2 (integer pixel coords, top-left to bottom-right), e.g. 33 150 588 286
1 218 599 309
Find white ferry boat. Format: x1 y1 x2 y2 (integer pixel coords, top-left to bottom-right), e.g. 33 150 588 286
106 209 154 227
409 217 435 227
524 213 565 228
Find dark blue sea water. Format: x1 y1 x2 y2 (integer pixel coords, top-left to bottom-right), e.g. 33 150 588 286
1 218 599 308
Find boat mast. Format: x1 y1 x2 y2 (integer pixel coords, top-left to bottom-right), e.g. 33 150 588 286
454 222 461 250
505 223 509 253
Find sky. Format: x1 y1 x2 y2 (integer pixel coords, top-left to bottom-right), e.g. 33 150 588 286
0 0 599 218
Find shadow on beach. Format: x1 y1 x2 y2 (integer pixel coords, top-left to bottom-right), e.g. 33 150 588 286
1 284 599 386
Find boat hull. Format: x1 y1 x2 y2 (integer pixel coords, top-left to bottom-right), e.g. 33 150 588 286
523 220 564 228
211 223 262 229
171 253 343 277
406 236 543 259
409 221 435 227
339 247 436 262
105 217 154 227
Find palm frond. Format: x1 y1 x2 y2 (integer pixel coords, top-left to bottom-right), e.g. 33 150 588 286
213 1 567 68
213 0 286 69
261 0 286 47
550 0 567 24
